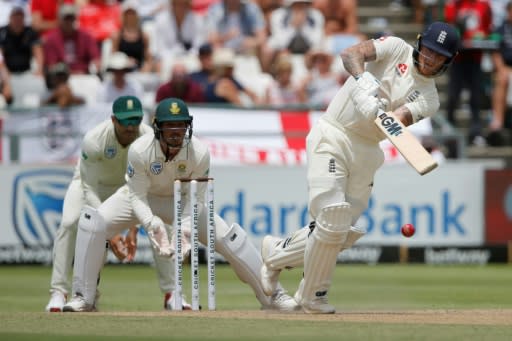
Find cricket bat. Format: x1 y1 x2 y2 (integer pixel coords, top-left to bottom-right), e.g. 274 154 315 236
374 110 437 175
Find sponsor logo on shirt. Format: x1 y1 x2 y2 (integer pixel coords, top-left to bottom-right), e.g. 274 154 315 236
150 161 163 175
396 63 408 76
104 146 117 159
177 163 187 173
406 90 420 103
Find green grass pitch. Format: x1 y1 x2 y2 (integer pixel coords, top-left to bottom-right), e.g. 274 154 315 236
1 264 512 340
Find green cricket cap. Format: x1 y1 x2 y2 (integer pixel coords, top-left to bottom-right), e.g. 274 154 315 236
154 98 192 123
112 96 144 119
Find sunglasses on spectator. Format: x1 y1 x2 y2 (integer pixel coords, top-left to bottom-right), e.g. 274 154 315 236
117 117 142 126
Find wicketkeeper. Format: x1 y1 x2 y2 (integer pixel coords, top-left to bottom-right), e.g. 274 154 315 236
259 22 460 313
63 98 298 312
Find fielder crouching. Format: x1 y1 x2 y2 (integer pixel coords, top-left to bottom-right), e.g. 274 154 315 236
63 98 298 312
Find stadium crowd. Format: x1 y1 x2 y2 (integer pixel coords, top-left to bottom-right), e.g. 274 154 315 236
0 0 512 146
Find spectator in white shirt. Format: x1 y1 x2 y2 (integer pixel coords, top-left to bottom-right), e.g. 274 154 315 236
261 0 324 72
153 0 206 70
96 52 143 103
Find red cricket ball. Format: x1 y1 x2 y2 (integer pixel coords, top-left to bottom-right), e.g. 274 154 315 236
401 223 415 238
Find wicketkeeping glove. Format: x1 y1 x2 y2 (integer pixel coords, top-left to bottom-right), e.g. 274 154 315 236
146 216 172 257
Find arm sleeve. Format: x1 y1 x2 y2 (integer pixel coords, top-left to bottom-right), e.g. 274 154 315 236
404 88 440 123
127 147 154 227
79 137 103 208
373 36 407 63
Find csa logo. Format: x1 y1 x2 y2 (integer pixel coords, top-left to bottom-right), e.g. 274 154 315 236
177 163 187 173
150 161 163 175
104 146 117 159
12 169 73 246
127 163 134 177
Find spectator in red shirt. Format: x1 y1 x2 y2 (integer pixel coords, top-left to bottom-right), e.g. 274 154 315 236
78 0 122 44
43 4 101 74
31 0 75 38
444 0 493 145
155 62 204 103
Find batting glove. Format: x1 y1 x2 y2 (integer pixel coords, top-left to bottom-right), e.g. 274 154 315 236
354 71 381 97
146 216 172 257
352 92 380 119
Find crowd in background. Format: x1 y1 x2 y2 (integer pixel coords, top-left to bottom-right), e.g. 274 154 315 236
1 0 512 147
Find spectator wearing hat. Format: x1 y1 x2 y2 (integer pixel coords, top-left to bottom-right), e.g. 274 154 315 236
111 1 154 73
0 6 44 76
263 53 306 106
261 0 325 72
43 4 101 74
0 51 13 107
42 62 85 108
298 45 341 108
204 47 260 106
155 61 204 103
96 52 143 103
189 43 215 92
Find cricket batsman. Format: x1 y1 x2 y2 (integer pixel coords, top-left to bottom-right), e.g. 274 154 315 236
63 98 298 312
45 96 181 311
259 22 460 313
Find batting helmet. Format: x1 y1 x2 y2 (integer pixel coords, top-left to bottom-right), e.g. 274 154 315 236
414 21 460 76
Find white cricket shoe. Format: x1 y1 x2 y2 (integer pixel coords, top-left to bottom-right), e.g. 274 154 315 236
260 236 283 296
294 280 335 314
164 292 193 310
62 293 95 312
268 289 300 311
45 291 67 312
301 297 335 314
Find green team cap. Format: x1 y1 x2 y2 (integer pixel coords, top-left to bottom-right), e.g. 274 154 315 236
154 98 192 123
112 96 144 119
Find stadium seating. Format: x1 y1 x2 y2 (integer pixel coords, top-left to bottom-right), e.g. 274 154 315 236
10 74 47 109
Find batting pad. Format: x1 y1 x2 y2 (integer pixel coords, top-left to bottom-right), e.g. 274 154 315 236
300 203 351 304
216 221 271 307
72 206 107 305
265 227 309 270
340 226 366 252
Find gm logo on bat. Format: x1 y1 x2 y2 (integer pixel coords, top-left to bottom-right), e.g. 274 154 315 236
378 112 403 137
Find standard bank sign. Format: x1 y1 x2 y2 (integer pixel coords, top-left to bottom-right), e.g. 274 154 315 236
12 169 73 246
